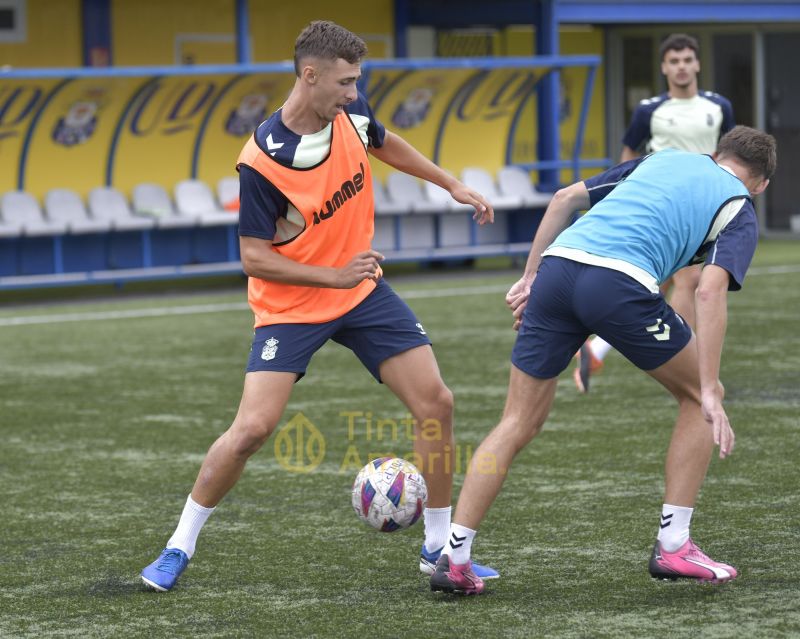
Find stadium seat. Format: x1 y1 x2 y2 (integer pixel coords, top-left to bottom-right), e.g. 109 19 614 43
423 180 474 212
88 187 154 231
217 176 240 211
497 165 552 208
1 191 67 236
132 183 193 229
386 172 441 214
175 179 238 226
398 214 436 249
372 176 410 215
372 216 396 252
461 168 523 210
421 177 474 249
44 188 111 234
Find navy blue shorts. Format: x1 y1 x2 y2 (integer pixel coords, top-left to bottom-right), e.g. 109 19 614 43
511 256 692 378
246 279 432 382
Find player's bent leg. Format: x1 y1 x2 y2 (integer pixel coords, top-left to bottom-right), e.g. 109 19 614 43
379 346 499 580
432 367 558 594
645 338 737 583
453 366 558 530
379 345 454 509
192 371 297 507
645 336 713 508
573 340 604 393
667 265 702 331
141 371 295 592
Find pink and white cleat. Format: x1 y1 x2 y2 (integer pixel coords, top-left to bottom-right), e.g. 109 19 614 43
430 555 485 595
649 539 738 584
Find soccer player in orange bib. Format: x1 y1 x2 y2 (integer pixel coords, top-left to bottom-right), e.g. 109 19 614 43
141 20 498 592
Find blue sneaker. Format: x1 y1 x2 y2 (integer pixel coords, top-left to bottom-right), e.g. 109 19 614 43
419 545 499 580
141 548 189 592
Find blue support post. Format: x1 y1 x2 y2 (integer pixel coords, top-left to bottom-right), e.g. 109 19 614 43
226 226 237 262
536 0 560 190
81 0 112 66
52 236 64 274
235 0 251 64
394 0 409 58
142 230 152 268
572 65 597 182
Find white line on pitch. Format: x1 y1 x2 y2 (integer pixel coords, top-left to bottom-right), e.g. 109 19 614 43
0 264 795 329
0 284 508 328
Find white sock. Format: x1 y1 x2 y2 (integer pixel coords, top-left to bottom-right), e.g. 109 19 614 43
423 506 451 552
443 523 476 565
657 504 693 552
590 337 613 361
166 495 216 559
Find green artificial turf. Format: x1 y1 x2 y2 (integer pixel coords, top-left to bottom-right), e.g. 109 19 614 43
0 240 798 638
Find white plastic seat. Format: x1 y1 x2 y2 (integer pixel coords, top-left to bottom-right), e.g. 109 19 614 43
175 179 237 226
372 216 396 251
217 176 240 211
372 176 411 215
462 167 523 210
88 187 154 231
386 172 442 214
422 180 473 213
132 183 192 229
44 188 111 234
1 191 67 236
497 165 552 208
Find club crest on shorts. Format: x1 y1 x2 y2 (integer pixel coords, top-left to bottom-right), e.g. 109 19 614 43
261 337 279 361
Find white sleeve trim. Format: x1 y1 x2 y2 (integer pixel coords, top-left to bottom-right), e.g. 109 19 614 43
705 198 747 245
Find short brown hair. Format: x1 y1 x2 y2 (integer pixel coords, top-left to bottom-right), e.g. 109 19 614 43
659 33 700 61
717 125 777 180
294 21 367 76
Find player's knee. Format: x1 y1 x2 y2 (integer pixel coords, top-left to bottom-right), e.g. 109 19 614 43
519 418 544 447
498 414 542 451
413 382 454 423
435 384 454 418
229 414 279 457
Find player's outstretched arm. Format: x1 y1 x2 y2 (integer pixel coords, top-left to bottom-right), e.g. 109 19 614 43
506 181 590 329
694 264 734 458
240 236 383 289
369 130 494 225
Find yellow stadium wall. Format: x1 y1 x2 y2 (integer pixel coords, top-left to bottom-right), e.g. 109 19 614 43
0 6 604 199
247 1 395 61
371 25 606 184
111 0 394 66
0 0 82 68
499 24 606 184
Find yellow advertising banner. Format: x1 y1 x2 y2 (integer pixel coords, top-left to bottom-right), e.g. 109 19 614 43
194 73 295 189
110 74 235 197
0 63 603 202
23 76 150 198
436 68 543 176
0 78 62 194
369 68 477 181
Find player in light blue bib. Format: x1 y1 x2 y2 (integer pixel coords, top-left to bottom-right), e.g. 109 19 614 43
429 126 776 594
577 33 737 391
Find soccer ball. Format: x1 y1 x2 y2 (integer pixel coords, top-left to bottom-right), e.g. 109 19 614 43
351 457 428 532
